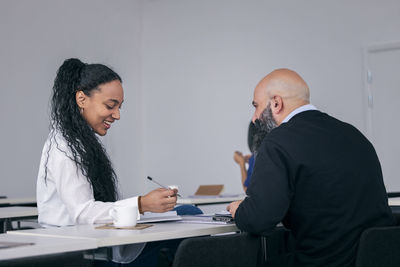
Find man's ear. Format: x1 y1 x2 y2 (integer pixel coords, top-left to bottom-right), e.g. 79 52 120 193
271 95 283 114
75 91 86 109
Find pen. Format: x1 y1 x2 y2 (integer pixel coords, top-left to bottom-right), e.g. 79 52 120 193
147 176 182 197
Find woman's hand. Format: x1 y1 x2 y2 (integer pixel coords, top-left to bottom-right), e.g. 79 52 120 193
140 188 178 213
244 154 252 163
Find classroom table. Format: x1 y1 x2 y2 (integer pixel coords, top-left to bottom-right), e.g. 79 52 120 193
8 221 239 247
389 198 400 206
0 233 96 261
0 207 38 233
0 198 36 207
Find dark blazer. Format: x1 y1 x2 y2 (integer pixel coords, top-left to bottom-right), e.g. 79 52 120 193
235 110 395 267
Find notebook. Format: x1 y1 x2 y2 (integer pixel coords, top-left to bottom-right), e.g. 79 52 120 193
137 211 182 223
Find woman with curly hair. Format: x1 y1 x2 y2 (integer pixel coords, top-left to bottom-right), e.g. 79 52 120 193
36 58 185 266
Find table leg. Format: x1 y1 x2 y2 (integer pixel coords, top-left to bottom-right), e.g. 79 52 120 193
1 220 7 233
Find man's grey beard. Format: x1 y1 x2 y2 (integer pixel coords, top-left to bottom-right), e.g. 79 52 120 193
252 104 278 153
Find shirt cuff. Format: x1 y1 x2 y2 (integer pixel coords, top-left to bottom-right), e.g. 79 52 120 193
115 196 141 220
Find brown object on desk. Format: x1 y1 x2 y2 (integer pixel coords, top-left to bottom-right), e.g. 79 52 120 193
95 223 152 230
194 185 224 196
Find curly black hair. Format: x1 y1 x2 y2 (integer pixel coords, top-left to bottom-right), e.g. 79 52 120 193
45 58 122 202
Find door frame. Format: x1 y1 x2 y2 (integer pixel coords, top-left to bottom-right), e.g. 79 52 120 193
362 41 400 141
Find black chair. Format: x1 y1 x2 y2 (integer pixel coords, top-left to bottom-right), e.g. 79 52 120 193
355 226 400 267
261 227 294 267
172 233 262 267
391 208 400 225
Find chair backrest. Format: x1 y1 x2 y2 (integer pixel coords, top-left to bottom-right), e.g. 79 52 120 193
355 226 400 267
172 233 261 267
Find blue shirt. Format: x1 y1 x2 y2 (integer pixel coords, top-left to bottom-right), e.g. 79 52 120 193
243 154 255 187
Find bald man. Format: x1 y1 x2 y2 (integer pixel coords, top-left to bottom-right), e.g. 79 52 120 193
227 69 394 267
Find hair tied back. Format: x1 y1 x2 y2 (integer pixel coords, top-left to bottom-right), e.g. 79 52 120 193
54 58 86 93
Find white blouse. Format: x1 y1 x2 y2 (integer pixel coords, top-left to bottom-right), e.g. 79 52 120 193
36 130 145 263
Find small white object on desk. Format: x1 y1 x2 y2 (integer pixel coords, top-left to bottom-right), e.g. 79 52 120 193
109 205 138 227
147 176 182 197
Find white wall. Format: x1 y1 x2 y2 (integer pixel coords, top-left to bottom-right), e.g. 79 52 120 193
140 0 400 195
0 0 144 197
1 0 399 198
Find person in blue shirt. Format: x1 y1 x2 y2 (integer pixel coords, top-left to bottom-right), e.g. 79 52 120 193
233 122 256 192
234 115 276 192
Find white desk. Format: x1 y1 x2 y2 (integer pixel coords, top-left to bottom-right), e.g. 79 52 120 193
8 221 239 247
0 233 96 261
0 207 38 233
0 198 36 206
389 198 400 206
0 207 38 220
177 196 244 206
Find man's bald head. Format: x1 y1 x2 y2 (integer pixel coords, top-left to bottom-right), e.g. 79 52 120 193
252 69 310 125
258 68 309 103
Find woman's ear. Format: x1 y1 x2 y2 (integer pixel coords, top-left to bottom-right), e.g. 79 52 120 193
75 91 86 109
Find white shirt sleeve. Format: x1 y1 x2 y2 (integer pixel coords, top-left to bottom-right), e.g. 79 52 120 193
37 132 146 264
39 135 140 225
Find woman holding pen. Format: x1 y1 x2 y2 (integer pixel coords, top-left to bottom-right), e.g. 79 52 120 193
36 58 197 266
